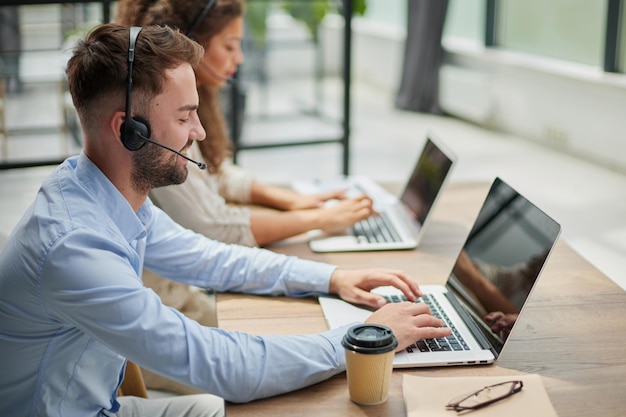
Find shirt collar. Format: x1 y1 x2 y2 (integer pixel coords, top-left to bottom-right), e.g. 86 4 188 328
74 152 152 243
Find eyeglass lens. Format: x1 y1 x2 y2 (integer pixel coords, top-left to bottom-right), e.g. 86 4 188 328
447 380 523 411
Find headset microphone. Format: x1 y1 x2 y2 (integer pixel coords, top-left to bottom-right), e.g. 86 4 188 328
136 132 207 170
120 26 206 170
198 61 237 86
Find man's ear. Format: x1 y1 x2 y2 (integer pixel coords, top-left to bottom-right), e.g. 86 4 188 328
111 111 127 148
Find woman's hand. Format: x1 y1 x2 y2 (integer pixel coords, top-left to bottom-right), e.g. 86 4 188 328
250 182 349 211
319 195 375 233
287 189 348 210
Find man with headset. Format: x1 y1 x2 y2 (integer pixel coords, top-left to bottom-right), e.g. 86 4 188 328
0 24 450 417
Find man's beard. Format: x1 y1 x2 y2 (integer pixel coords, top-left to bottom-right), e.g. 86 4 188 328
130 142 188 194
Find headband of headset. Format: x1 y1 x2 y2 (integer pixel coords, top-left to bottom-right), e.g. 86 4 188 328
186 0 217 38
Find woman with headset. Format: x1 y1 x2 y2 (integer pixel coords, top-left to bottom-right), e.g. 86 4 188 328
115 0 374 394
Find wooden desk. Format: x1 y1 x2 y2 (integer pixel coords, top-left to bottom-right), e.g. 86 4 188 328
218 182 626 417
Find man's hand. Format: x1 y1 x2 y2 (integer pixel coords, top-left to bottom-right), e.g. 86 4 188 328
484 311 518 338
328 268 421 308
366 302 452 351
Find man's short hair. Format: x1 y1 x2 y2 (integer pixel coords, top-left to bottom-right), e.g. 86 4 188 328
66 23 204 129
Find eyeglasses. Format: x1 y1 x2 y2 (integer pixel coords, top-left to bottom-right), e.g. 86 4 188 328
445 380 523 412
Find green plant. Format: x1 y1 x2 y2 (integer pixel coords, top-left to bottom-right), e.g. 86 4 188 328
246 0 368 46
282 0 367 42
246 2 272 47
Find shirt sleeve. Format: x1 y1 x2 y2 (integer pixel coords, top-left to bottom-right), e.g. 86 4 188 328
142 204 334 296
40 225 348 403
215 159 254 204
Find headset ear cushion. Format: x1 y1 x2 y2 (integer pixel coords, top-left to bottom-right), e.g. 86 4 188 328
121 116 151 151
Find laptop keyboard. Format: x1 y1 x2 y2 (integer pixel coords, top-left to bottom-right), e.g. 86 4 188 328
382 293 470 353
352 212 402 243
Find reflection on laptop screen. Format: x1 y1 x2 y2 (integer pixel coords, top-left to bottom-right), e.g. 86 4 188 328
400 138 455 224
446 177 561 355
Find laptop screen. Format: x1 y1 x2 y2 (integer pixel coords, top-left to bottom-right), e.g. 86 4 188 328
446 177 561 355
400 136 455 224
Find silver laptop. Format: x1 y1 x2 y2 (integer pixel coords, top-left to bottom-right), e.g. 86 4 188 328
293 133 456 253
319 177 561 368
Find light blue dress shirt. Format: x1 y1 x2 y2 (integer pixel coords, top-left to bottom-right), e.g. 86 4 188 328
0 153 351 417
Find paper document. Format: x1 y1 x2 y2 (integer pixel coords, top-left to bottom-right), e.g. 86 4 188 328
403 374 558 417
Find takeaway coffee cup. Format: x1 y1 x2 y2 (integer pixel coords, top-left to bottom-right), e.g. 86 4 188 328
342 324 398 405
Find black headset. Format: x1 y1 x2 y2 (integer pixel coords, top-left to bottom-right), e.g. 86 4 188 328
118 26 208 169
120 0 218 152
186 0 217 39
120 26 150 151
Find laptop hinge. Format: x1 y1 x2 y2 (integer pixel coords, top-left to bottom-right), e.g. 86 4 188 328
444 290 500 358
